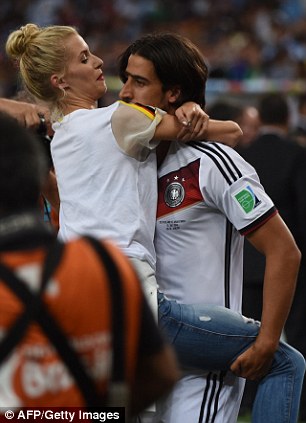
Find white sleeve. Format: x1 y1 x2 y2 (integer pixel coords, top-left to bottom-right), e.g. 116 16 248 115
111 101 166 160
200 144 276 233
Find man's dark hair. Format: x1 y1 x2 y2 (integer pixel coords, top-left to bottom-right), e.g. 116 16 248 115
0 112 47 213
258 93 289 125
118 33 208 109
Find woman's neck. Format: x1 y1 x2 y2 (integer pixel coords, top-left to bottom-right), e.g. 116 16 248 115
63 99 98 115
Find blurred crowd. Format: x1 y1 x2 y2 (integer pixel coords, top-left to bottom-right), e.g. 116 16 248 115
1 0 306 99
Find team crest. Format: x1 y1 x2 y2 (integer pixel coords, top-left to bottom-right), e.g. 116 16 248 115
164 182 185 208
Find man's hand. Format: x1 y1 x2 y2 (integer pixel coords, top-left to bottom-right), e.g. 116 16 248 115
0 98 51 131
230 340 275 381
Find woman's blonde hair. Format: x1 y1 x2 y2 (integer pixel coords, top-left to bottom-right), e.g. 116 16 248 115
6 23 78 115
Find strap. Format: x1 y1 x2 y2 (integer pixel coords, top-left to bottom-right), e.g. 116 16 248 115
0 239 64 365
0 239 104 406
83 236 125 383
84 236 129 410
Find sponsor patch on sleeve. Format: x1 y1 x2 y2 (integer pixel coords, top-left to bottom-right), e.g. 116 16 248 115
233 184 262 214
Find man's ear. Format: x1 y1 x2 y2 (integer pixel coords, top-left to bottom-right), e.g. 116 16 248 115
50 74 69 90
168 86 181 105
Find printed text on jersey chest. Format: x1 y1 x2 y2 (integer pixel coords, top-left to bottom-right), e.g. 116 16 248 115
158 219 186 230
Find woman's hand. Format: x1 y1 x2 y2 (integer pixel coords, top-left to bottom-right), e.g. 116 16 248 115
175 102 210 141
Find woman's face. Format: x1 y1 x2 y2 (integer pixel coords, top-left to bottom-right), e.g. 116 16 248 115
60 33 107 107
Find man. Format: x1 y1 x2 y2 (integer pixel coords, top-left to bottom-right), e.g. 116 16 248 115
118 33 305 423
290 93 306 147
240 93 306 421
0 112 179 417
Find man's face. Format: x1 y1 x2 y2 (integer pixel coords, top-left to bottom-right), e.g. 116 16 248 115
119 54 175 112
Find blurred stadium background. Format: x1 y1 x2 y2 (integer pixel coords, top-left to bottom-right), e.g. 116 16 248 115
1 1 306 421
1 0 306 115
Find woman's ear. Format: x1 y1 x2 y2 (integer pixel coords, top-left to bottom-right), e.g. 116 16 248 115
50 74 69 90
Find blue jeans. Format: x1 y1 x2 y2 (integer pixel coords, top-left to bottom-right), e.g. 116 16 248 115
158 292 306 423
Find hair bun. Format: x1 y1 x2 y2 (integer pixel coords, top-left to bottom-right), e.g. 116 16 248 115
6 23 40 60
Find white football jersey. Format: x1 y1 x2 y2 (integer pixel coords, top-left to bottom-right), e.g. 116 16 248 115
155 141 276 311
155 141 277 423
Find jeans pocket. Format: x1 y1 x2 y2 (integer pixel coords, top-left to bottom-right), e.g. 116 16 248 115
158 294 172 318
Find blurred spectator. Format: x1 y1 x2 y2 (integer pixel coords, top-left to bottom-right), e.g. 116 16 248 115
236 105 260 148
25 0 64 26
290 93 306 147
239 92 306 421
207 99 241 122
207 99 260 148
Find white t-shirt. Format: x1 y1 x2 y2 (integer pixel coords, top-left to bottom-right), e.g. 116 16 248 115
155 141 277 311
51 101 163 270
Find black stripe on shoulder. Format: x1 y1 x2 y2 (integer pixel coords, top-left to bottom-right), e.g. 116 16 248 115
189 141 242 185
212 143 243 178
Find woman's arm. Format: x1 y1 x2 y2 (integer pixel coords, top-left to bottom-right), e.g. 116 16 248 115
112 101 242 153
205 118 243 147
155 113 242 147
174 102 242 146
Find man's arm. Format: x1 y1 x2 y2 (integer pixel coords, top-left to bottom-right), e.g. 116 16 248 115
0 98 50 130
230 213 301 380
